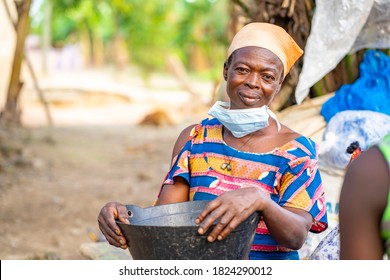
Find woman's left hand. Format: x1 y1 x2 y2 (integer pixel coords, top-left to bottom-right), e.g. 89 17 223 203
195 187 266 242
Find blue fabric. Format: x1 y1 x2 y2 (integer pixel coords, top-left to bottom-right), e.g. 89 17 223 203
321 50 390 123
249 250 299 260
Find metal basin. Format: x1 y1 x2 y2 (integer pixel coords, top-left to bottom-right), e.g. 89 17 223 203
116 200 261 260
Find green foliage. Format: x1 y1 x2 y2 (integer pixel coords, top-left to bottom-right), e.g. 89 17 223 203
174 0 228 78
31 0 229 78
117 0 177 71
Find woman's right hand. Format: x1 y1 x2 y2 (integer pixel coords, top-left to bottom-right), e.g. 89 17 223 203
97 201 129 249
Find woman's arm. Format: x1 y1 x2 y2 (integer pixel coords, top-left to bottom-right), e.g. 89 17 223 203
154 124 197 205
339 146 389 259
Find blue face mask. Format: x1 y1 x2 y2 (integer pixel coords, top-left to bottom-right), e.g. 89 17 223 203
208 101 280 138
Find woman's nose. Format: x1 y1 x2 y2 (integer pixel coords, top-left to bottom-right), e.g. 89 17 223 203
245 73 260 88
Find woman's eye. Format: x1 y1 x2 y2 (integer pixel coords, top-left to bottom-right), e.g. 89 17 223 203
263 74 275 81
236 67 248 73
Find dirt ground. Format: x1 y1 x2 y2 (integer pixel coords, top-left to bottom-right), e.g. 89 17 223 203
0 69 212 260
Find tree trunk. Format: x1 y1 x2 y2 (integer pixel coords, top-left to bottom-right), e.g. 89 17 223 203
1 0 32 126
41 0 52 74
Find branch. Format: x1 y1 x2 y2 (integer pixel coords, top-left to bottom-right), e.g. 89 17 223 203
232 0 253 19
1 0 53 127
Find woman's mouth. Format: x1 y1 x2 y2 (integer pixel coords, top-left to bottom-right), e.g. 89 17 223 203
239 93 260 106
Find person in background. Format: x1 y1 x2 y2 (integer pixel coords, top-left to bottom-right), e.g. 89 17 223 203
339 134 390 260
308 141 364 260
98 22 328 260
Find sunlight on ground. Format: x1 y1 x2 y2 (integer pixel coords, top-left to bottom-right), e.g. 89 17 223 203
19 66 214 127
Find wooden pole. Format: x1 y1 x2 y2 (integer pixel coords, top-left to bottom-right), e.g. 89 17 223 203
1 0 31 125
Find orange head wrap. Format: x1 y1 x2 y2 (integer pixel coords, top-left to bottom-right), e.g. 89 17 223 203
227 22 303 78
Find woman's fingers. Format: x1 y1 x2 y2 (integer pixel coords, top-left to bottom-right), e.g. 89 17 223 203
195 189 260 242
196 199 223 235
101 226 126 248
204 210 236 242
98 202 129 248
196 199 242 242
215 214 249 241
196 199 220 223
98 217 126 248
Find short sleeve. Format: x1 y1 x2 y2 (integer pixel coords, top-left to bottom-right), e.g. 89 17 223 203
155 123 203 201
162 145 191 186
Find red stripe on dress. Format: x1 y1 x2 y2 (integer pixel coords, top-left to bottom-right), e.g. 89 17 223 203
251 244 293 252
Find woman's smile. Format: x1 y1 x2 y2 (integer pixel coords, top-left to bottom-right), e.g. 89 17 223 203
238 91 261 106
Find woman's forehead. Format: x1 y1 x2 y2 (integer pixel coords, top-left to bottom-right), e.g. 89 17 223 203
231 47 283 69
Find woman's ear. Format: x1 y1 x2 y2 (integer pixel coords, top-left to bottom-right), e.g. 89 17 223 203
223 62 228 81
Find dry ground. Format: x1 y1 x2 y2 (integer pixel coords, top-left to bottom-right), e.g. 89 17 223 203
0 68 212 260
0 123 188 259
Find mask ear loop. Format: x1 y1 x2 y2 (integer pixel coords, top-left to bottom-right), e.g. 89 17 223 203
266 107 281 131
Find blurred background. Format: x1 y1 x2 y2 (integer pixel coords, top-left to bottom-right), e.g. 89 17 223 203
0 0 389 260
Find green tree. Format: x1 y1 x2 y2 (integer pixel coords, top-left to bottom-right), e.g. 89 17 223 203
31 0 229 79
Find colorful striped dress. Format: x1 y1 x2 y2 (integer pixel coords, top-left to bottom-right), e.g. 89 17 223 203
161 118 328 259
378 134 390 258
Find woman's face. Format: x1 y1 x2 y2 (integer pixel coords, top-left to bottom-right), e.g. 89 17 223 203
223 46 284 110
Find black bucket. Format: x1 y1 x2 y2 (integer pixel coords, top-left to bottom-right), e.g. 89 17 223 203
116 200 261 260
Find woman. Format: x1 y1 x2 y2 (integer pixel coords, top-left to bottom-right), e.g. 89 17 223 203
98 22 328 260
339 134 390 259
